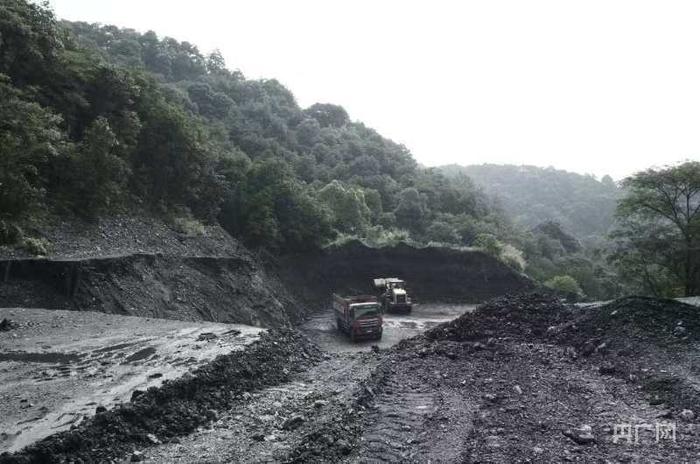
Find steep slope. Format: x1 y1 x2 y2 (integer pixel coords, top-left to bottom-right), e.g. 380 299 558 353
0 218 531 327
0 216 302 327
273 240 533 311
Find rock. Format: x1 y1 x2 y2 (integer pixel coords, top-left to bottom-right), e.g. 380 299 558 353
251 432 265 441
313 400 327 408
146 433 160 444
272 401 283 408
673 325 687 337
95 405 107 414
533 446 544 454
680 409 695 422
598 363 617 375
197 332 218 342
483 393 498 403
130 390 145 402
130 451 144 462
370 345 380 353
581 342 595 357
0 318 17 331
563 425 595 445
336 439 352 455
513 385 523 395
282 414 306 430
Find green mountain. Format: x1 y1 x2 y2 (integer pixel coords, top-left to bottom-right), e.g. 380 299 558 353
0 0 513 254
440 164 621 239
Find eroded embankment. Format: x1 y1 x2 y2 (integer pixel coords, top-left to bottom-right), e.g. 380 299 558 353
0 253 301 327
272 240 533 311
0 238 532 327
0 329 321 464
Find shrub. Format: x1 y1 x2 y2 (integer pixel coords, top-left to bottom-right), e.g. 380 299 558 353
172 216 206 236
22 237 51 256
473 233 503 257
501 243 526 271
544 275 583 296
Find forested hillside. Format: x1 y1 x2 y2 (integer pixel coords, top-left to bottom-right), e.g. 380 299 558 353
441 164 620 239
11 0 691 302
0 0 515 257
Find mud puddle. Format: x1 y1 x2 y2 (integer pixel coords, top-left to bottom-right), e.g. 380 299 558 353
301 303 477 353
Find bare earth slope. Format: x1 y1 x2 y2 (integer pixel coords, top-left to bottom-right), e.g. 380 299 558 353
273 240 533 311
0 216 303 327
1 218 531 327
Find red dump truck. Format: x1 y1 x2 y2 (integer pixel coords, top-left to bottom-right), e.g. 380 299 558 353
333 294 383 342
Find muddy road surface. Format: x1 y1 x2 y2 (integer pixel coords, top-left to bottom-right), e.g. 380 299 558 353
301 303 476 352
0 308 263 453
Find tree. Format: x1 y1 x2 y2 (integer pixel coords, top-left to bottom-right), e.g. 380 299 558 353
544 275 583 296
394 188 427 233
317 181 371 234
425 221 460 244
69 117 129 216
206 49 226 74
612 162 700 296
303 103 349 128
0 74 65 219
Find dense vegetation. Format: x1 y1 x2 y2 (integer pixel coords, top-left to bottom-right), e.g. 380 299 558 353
440 164 620 239
0 0 512 255
610 162 700 297
440 164 624 299
2 1 696 300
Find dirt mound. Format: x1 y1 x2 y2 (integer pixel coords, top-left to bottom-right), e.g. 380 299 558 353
274 241 533 311
556 297 700 414
426 292 571 342
0 329 321 464
571 296 700 344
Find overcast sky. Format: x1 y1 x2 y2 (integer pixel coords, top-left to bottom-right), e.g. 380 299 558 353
48 0 700 179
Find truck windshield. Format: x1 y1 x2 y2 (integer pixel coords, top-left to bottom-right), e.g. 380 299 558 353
352 304 380 319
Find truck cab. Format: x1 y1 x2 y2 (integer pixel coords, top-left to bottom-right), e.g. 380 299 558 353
373 278 413 314
333 294 383 342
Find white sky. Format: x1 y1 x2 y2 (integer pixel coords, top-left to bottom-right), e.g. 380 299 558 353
48 0 700 179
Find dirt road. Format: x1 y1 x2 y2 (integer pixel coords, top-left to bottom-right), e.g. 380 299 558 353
140 304 475 462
